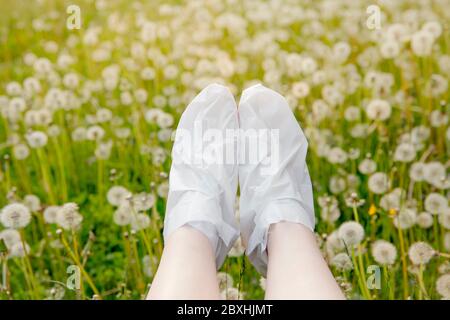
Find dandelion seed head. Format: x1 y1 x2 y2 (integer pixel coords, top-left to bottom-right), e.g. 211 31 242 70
113 203 132 226
436 274 450 299
394 143 416 162
424 192 448 215
393 208 417 230
1 203 31 229
368 172 390 194
217 272 233 290
416 212 433 229
8 241 30 258
408 241 435 265
331 252 353 271
26 130 48 148
358 158 377 175
366 99 391 121
56 203 83 230
23 194 41 212
107 186 131 207
439 208 450 229
371 240 397 265
131 192 155 212
43 206 60 224
130 213 150 231
13 143 30 160
142 255 157 278
445 233 450 252
0 229 21 248
338 221 365 247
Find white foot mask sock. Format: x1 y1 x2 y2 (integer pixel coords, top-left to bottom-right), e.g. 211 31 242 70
163 83 240 268
238 84 315 276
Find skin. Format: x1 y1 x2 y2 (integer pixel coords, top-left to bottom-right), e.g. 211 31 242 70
147 222 345 300
147 226 220 299
264 222 345 299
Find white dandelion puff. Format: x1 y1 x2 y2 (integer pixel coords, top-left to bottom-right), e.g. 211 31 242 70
56 203 83 230
424 192 448 215
1 203 32 229
416 212 434 229
43 206 60 224
371 240 397 265
338 221 365 247
106 186 131 207
0 229 21 248
113 203 132 226
408 242 435 265
436 274 450 299
130 213 150 231
439 208 450 229
8 241 30 258
394 143 416 162
131 192 155 212
358 159 377 175
366 99 391 121
368 172 390 194
331 252 353 271
26 131 48 148
393 208 417 230
23 194 41 212
13 144 30 160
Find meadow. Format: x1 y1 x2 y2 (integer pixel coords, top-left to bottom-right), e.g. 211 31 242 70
0 0 449 300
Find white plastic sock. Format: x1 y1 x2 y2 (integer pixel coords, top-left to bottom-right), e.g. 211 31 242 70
163 83 240 268
238 84 315 276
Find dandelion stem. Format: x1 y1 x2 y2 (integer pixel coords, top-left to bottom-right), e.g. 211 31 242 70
397 227 409 299
60 232 101 299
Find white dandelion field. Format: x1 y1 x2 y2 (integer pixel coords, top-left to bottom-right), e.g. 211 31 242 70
0 0 449 300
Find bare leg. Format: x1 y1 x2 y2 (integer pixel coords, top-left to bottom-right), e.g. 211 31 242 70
147 226 220 299
265 222 345 300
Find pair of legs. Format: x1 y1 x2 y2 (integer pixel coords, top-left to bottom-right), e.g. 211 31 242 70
147 83 344 300
147 222 344 299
